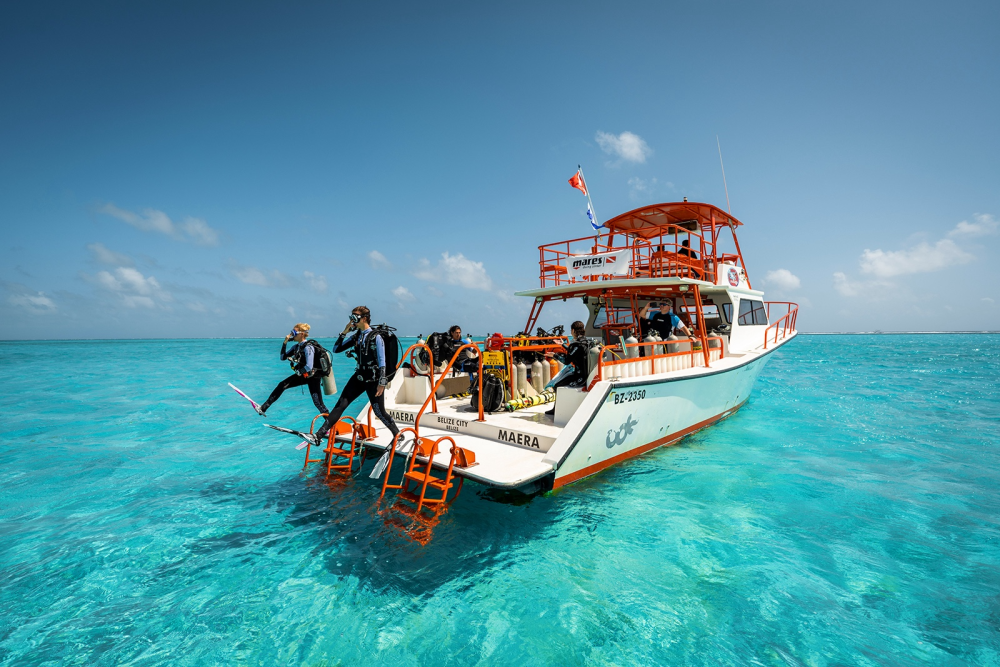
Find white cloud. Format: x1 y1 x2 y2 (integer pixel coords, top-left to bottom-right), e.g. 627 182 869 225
949 213 998 238
627 177 674 200
859 239 973 278
91 266 171 308
833 271 859 297
229 261 293 287
99 203 221 246
303 271 328 294
392 285 416 302
179 217 220 246
596 131 652 163
286 306 296 318
87 243 134 267
368 250 391 269
762 269 801 291
8 290 57 314
414 252 493 291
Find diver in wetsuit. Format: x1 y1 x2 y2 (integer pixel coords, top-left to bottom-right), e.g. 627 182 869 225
543 320 591 416
256 323 329 416
308 306 399 445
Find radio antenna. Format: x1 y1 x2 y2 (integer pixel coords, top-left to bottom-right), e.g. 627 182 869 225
716 135 732 214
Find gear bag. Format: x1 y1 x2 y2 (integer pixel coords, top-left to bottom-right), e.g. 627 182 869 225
470 372 505 413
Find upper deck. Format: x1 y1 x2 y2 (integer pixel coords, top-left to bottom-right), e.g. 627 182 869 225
537 201 749 290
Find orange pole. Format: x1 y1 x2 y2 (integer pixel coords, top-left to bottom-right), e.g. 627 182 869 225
692 285 711 367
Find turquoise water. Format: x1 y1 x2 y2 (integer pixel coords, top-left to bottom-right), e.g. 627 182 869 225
2 335 999 666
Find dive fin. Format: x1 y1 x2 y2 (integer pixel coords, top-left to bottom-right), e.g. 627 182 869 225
229 383 265 415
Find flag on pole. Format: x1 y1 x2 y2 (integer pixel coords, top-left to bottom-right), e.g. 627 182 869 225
587 203 602 231
568 170 587 196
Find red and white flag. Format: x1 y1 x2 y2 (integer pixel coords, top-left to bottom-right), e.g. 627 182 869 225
568 170 587 196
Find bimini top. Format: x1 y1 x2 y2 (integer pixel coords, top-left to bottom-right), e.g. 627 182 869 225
604 202 743 239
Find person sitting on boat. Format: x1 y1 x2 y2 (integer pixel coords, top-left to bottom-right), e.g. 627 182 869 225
447 325 479 381
547 320 590 389
677 239 702 278
309 306 399 446
543 321 591 416
642 301 692 339
255 323 329 417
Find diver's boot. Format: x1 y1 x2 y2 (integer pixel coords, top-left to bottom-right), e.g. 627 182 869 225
255 402 269 417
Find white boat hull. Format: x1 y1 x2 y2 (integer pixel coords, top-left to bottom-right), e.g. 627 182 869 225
543 344 776 488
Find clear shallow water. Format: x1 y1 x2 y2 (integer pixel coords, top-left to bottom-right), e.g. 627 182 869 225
1 335 999 666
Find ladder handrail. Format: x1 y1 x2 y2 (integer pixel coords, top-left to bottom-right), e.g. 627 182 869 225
366 342 437 432
413 343 485 435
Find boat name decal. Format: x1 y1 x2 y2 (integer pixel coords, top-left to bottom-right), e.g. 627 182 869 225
613 389 646 404
606 414 638 449
388 410 415 424
498 429 540 449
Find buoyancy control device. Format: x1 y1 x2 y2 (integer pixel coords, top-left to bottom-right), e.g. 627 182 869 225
470 372 505 413
354 325 400 384
289 339 332 377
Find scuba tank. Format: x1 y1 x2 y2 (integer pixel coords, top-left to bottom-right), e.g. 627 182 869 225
321 351 337 395
540 356 551 386
530 357 544 392
550 358 561 375
666 333 681 353
624 332 639 359
665 333 680 372
515 360 527 398
587 343 601 379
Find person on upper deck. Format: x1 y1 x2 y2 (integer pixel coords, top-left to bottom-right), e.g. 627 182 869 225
641 301 692 339
677 239 698 260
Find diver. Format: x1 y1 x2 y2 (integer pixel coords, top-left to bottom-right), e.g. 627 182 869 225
255 323 330 417
542 320 591 417
307 306 399 445
448 325 479 379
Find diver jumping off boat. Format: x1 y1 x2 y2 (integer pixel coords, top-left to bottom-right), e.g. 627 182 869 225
308 306 399 445
255 323 331 416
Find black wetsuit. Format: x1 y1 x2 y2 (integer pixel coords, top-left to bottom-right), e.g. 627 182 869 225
261 340 328 415
553 334 590 389
315 328 399 440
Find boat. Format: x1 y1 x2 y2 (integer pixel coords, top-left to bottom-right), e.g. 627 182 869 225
311 201 798 520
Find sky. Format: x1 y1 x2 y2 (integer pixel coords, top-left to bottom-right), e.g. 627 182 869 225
1 0 998 339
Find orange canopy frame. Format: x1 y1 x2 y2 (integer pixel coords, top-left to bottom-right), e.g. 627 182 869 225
603 202 743 239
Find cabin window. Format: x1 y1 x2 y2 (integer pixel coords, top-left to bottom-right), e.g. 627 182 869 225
737 299 768 325
721 303 732 323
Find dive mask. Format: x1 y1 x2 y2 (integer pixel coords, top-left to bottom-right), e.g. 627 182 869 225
349 313 361 324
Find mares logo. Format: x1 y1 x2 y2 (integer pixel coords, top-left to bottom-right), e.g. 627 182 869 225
728 267 740 287
571 256 610 270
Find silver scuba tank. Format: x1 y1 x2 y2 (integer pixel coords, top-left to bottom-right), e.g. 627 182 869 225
530 358 544 392
666 333 681 354
541 357 551 386
322 351 338 395
625 333 639 359
515 360 527 397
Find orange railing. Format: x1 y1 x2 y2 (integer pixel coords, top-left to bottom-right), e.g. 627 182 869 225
499 335 569 399
591 337 725 386
538 230 717 287
763 302 798 349
365 341 437 434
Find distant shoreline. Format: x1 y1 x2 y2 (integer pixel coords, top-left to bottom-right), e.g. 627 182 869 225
2 331 999 342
